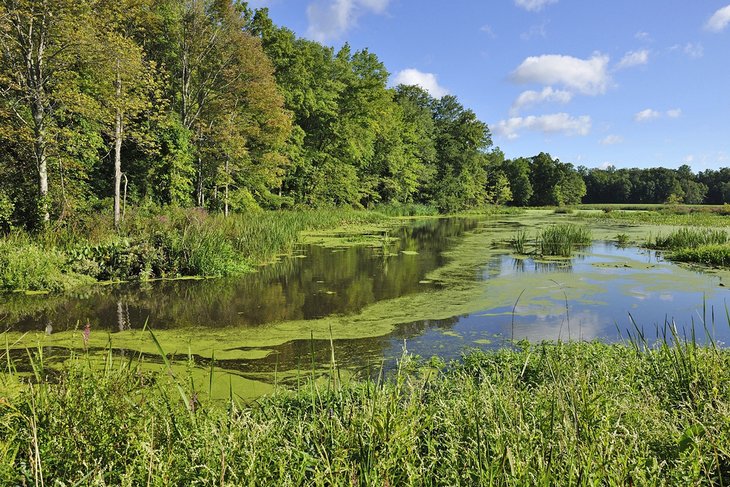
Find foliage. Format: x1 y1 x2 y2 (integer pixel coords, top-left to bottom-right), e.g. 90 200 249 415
0 207 390 292
671 244 730 267
2 340 729 485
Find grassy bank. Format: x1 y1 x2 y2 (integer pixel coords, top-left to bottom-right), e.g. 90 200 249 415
0 208 391 293
1 339 729 485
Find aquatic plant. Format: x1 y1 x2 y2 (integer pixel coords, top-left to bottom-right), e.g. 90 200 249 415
615 233 630 246
671 244 730 267
0 208 391 292
510 229 530 254
652 227 728 250
538 224 592 256
2 333 729 485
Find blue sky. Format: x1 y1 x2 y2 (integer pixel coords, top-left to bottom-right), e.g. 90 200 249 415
249 0 730 172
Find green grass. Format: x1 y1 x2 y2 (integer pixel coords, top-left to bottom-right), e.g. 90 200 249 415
538 224 592 256
579 208 730 227
1 336 729 485
510 229 529 254
0 207 391 292
671 244 730 267
652 227 729 250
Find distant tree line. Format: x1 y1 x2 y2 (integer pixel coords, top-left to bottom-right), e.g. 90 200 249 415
1 1 728 232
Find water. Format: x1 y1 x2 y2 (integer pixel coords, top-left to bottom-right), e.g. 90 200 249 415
3 217 729 390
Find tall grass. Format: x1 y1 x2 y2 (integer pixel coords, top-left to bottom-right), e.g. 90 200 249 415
0 207 389 291
510 229 529 254
670 244 730 267
652 227 728 250
2 334 729 485
538 224 592 256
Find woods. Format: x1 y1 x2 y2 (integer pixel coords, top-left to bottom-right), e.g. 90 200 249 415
1 1 727 233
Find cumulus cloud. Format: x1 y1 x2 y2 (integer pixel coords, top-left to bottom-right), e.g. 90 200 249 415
599 135 623 145
514 0 558 12
634 109 661 122
307 0 389 41
510 87 572 115
706 4 730 32
635 31 652 42
616 49 649 69
667 108 682 118
511 53 611 95
392 69 449 98
493 113 591 140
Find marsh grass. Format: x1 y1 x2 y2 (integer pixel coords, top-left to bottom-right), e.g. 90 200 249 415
538 224 592 256
652 227 729 250
0 208 389 292
671 244 730 267
2 323 728 485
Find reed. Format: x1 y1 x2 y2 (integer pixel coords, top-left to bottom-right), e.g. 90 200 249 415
510 229 529 254
652 227 728 250
538 224 592 256
2 322 728 485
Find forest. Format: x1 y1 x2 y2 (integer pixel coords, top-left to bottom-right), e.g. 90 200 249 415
1 0 728 233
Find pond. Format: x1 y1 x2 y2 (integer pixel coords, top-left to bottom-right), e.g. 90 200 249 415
3 214 729 397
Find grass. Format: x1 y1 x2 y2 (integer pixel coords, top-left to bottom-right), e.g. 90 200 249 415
652 228 729 250
0 207 391 292
510 224 592 257
538 224 592 256
1 332 729 485
671 244 730 267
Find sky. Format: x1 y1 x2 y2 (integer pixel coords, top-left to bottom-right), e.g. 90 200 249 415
248 0 730 172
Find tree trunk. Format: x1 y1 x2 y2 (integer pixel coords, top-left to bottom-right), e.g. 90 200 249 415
224 157 229 217
32 99 50 223
113 64 123 228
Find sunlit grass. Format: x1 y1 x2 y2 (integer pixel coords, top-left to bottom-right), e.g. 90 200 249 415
2 328 729 485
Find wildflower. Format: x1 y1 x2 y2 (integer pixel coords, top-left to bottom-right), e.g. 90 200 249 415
83 321 91 347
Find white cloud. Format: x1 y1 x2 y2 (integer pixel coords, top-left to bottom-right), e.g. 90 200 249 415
634 108 682 122
599 135 623 145
306 0 389 41
493 113 591 139
634 109 661 122
392 69 449 98
480 24 496 38
706 4 730 32
616 49 649 69
514 0 558 12
635 31 652 42
520 21 549 41
511 53 611 95
683 42 704 58
510 87 572 115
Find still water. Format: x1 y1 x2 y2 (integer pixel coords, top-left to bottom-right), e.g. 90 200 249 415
3 217 729 386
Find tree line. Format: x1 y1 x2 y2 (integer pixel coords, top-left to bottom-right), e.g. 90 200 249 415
1 1 728 232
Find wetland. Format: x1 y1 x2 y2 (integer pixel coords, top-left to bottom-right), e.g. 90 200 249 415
4 210 729 399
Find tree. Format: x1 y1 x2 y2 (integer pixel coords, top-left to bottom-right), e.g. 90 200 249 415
502 157 533 206
431 95 491 212
0 0 97 224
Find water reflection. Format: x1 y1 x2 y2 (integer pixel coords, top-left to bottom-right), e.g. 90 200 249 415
3 219 730 392
2 218 479 333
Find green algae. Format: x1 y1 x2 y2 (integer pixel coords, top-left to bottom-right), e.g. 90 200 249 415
5 210 730 400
